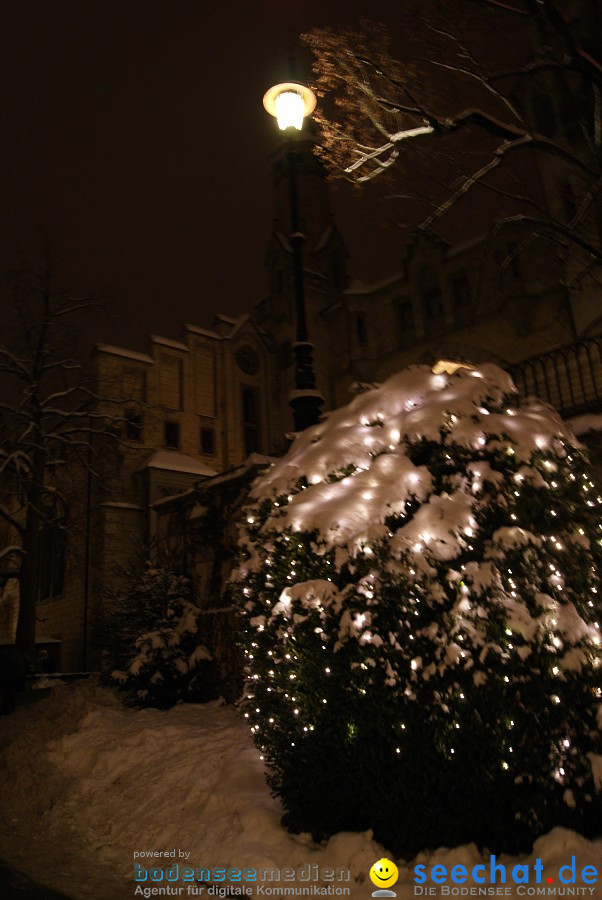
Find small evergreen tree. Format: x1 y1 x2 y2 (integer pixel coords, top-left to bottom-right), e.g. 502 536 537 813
234 364 602 855
102 562 212 709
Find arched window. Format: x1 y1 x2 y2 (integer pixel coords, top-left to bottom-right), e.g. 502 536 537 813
242 386 261 456
420 268 443 319
124 409 143 442
356 312 368 347
38 497 67 601
398 299 415 331
451 272 471 309
332 257 345 290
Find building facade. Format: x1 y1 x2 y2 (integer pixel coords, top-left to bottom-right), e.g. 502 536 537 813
1 106 601 673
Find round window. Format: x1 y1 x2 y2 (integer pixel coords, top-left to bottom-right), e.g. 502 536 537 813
235 345 260 375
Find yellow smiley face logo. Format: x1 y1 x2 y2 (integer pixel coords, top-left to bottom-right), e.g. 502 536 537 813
369 858 399 889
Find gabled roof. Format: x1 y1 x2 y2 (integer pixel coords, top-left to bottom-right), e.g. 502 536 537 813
139 450 217 477
94 343 154 364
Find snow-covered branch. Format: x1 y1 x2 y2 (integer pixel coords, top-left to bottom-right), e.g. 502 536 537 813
304 3 601 272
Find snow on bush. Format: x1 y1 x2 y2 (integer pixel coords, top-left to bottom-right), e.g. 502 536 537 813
234 364 602 855
102 563 212 709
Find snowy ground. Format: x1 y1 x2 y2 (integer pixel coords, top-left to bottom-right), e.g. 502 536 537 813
0 679 600 900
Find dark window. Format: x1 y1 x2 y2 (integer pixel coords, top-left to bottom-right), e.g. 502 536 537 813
124 410 143 442
332 258 345 290
451 273 471 308
356 312 368 347
399 299 415 329
507 243 521 278
200 426 215 456
164 421 180 450
39 506 66 601
425 288 443 318
420 268 443 319
242 387 261 456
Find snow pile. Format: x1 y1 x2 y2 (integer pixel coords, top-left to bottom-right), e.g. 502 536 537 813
0 680 600 900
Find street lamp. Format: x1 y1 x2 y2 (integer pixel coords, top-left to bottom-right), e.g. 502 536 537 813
263 81 323 433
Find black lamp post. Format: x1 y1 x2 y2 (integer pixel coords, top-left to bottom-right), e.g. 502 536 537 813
263 82 323 432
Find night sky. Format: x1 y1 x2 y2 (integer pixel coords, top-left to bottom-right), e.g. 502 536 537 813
2 0 409 351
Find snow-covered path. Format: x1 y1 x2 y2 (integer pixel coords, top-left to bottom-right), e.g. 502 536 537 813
0 680 600 900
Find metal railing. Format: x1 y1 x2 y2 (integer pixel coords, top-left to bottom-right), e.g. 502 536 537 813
509 336 602 417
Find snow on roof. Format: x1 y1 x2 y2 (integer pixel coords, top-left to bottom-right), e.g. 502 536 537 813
150 335 189 352
184 324 222 340
200 453 276 490
343 277 369 294
228 314 252 338
567 413 602 436
312 225 334 254
188 503 208 520
304 267 327 280
152 487 196 509
274 231 292 253
95 343 154 364
447 232 489 258
140 450 217 477
344 272 402 295
213 313 242 326
100 502 143 510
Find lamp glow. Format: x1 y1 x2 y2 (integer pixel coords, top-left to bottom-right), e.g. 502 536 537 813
275 91 305 130
263 81 317 131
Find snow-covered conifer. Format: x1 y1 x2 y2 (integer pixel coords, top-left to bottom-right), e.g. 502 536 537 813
103 563 212 709
235 364 602 854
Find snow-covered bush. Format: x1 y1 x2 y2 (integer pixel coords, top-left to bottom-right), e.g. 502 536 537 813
102 563 212 709
234 364 602 855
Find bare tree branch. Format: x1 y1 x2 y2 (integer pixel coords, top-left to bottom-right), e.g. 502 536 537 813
303 1 601 282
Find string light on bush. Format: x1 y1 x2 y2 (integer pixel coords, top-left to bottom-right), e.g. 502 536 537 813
236 364 602 853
